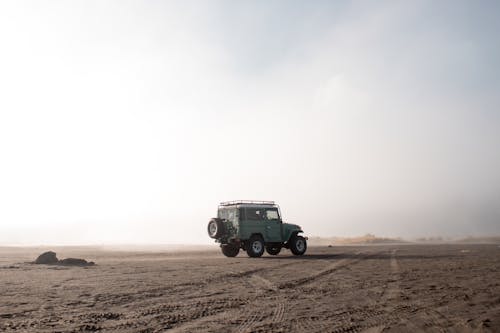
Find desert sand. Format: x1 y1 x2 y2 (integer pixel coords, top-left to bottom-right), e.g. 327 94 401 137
1 244 499 332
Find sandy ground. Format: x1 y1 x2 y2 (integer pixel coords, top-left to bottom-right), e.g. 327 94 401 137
1 244 499 332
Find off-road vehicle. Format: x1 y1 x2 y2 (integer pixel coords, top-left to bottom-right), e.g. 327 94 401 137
207 200 307 257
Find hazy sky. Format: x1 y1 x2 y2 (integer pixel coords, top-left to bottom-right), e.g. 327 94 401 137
1 1 499 245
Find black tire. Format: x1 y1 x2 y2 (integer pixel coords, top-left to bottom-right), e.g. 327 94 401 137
246 235 265 258
266 245 282 256
207 218 224 238
221 244 239 257
289 235 307 255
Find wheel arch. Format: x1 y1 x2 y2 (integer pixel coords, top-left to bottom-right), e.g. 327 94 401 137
245 233 266 258
285 229 303 243
243 233 265 248
249 233 264 241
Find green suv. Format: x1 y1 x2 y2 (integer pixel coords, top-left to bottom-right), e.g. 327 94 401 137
207 200 307 257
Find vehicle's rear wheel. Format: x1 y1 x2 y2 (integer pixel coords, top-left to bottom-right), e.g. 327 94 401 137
246 235 265 258
207 218 224 238
221 244 239 257
266 245 281 255
289 235 307 255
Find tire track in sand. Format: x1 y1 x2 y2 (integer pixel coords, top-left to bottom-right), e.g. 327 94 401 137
357 249 439 333
381 249 400 303
247 274 279 292
295 316 335 333
375 250 431 331
168 253 367 333
355 249 402 332
271 302 285 323
241 252 367 333
234 253 370 332
235 311 263 333
280 251 385 290
278 258 360 289
164 262 293 333
310 249 402 333
90 264 289 309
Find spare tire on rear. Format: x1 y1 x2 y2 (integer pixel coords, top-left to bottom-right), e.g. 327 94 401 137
207 218 224 238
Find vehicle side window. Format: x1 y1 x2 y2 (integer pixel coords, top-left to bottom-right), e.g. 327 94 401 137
218 208 237 222
265 209 280 221
246 208 263 221
218 209 227 220
228 210 235 222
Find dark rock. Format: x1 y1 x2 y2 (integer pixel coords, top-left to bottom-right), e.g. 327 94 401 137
34 251 95 266
58 258 95 266
35 251 59 264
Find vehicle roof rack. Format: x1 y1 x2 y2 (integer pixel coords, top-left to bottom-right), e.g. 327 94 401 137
219 200 275 206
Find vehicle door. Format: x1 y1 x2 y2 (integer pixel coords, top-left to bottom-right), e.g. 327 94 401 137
240 207 264 240
264 208 282 242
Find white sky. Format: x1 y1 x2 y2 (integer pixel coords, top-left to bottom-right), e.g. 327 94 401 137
1 1 499 245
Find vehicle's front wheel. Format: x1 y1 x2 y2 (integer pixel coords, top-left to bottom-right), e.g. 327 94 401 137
221 244 239 257
289 235 307 255
246 235 265 258
266 245 281 255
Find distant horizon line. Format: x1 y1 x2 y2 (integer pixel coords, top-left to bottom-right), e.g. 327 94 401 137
1 234 499 248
